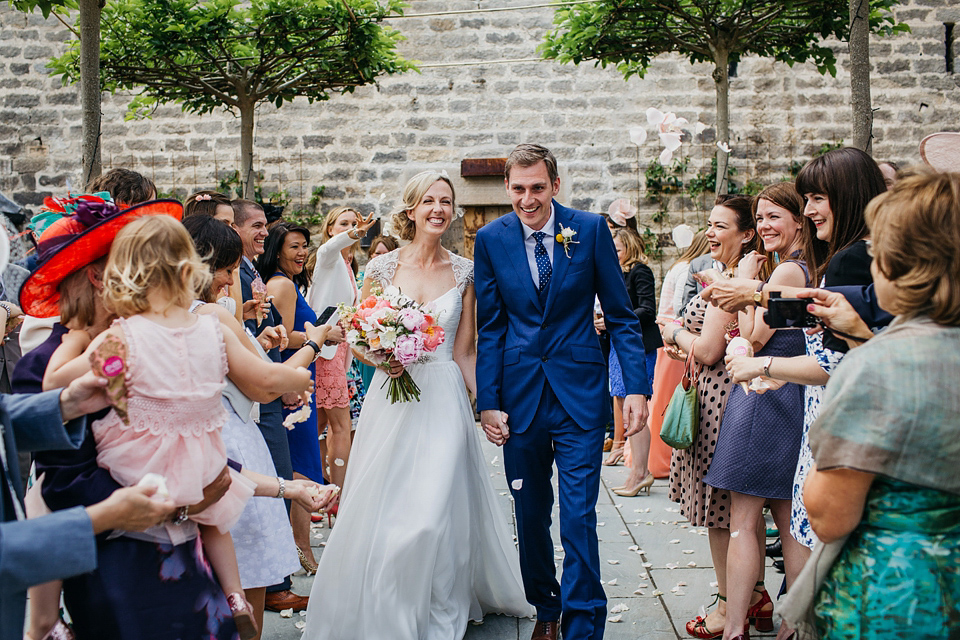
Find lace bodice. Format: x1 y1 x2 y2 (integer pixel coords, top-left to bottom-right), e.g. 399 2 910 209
364 250 473 363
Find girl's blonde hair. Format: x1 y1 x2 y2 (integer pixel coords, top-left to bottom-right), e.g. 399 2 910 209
612 228 648 272
102 215 211 317
390 171 457 241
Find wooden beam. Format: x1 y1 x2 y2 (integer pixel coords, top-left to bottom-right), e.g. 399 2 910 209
460 158 507 177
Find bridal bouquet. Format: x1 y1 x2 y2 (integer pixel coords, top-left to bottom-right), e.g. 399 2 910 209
337 285 445 403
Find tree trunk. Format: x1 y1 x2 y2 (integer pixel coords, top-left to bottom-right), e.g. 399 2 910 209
849 0 872 154
239 99 256 200
78 0 101 186
712 45 730 195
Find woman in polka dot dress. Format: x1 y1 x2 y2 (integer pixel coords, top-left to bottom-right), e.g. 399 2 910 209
659 195 760 639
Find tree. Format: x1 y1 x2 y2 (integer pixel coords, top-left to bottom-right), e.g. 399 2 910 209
49 0 414 198
542 0 904 194
11 0 102 184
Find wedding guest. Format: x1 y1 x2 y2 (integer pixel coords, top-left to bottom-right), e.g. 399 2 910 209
304 206 375 490
186 215 339 638
184 190 235 223
704 183 818 640
86 168 157 206
598 228 661 497
805 168 960 639
658 195 764 639
257 222 326 573
233 199 308 613
877 161 899 190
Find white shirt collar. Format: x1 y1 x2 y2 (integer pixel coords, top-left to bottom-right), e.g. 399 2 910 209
520 203 556 240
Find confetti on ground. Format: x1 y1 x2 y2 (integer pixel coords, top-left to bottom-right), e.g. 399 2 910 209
598 522 606 526
607 614 623 623
607 559 620 565
279 609 293 618
607 578 617 586
627 545 639 551
642 562 653 568
687 561 698 567
669 539 680 544
636 583 649 588
651 589 664 596
610 604 629 614
295 621 305 629
633 589 645 595
710 581 719 588
683 549 695 554
619 530 629 536
665 563 679 569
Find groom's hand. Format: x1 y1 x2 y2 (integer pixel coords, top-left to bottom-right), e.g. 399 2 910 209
622 394 649 438
480 410 510 446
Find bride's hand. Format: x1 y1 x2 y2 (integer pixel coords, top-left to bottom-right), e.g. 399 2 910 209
384 357 405 379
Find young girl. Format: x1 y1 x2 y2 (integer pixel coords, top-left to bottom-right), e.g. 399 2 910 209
45 215 314 640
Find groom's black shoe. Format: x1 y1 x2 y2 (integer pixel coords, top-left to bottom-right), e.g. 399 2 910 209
531 620 560 640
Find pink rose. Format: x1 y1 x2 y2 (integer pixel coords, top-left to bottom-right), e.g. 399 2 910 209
393 333 424 365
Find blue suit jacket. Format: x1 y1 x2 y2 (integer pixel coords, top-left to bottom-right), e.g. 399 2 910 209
474 201 651 434
0 391 96 640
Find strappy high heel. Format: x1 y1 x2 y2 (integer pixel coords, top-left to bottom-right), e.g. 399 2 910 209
297 547 318 575
747 582 773 632
602 443 625 466
686 593 725 639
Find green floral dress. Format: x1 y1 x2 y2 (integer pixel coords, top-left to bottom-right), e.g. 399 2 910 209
814 477 960 638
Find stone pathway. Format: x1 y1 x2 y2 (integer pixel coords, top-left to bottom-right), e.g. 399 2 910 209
263 435 786 639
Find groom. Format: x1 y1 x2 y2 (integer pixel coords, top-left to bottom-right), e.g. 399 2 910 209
474 144 652 640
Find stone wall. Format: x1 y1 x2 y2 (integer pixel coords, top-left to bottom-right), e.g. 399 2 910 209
1 0 959 268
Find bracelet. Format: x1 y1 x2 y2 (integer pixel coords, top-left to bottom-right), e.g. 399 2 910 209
762 356 773 378
173 506 189 525
671 326 684 344
303 340 321 359
275 477 285 499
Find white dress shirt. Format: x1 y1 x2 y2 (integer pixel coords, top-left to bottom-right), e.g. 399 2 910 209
519 205 556 290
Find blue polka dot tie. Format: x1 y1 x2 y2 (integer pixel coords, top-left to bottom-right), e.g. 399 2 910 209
533 231 552 294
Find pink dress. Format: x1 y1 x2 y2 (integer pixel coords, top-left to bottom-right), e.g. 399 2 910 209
92 314 255 541
315 256 358 410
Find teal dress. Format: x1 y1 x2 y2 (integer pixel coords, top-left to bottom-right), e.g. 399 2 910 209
809 317 960 639
814 478 960 639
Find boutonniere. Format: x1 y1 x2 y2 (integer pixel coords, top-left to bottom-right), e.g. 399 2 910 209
555 226 578 258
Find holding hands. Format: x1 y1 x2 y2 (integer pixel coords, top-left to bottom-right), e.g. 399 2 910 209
480 410 510 446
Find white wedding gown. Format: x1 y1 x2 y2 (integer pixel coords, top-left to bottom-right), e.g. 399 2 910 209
303 251 534 640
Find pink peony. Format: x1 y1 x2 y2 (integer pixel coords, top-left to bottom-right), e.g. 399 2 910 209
393 333 424 365
397 308 426 332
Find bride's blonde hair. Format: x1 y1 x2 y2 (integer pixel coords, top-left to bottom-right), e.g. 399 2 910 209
102 215 210 316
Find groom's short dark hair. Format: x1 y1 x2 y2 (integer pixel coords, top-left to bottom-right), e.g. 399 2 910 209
505 144 558 184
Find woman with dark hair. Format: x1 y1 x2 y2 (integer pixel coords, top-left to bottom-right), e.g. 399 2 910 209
256 222 325 574
658 195 767 638
186 215 337 638
727 148 888 560
184 191 235 222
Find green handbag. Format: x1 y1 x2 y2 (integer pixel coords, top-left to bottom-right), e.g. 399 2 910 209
660 339 699 450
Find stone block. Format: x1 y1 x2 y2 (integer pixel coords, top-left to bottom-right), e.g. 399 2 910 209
303 135 334 148
4 94 38 108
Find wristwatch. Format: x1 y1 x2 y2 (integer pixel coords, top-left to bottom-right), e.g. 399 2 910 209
303 340 321 360
752 282 765 306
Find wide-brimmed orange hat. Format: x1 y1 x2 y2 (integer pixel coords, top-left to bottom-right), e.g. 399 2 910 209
20 198 183 317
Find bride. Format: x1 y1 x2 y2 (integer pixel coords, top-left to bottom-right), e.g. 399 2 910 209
303 171 534 639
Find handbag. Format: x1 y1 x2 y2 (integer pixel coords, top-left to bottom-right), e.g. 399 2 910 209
660 338 699 450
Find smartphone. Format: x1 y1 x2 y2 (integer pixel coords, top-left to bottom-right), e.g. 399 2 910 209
316 305 337 325
316 306 340 360
764 297 820 329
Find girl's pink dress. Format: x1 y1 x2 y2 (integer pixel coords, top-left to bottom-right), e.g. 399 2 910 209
92 314 255 540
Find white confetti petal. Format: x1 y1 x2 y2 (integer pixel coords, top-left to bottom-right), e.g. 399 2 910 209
717 141 732 153
598 522 605 526
607 578 618 586
333 458 345 467
629 126 648 146
683 549 695 554
511 479 523 490
619 530 629 536
636 583 649 588
660 132 682 152
687 561 698 567
607 559 620 565
665 563 679 569
279 608 293 618
607 614 623 623
658 147 674 165
669 539 680 544
633 589 645 596
651 589 664 596
610 603 629 613
710 581 719 588
642 562 653 568
646 107 665 126
627 545 639 551
295 621 306 629
677 581 688 587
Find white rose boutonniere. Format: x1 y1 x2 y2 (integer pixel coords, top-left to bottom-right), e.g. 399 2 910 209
556 226 579 258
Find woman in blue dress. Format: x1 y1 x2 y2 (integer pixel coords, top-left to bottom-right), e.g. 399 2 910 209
258 222 325 574
805 169 960 639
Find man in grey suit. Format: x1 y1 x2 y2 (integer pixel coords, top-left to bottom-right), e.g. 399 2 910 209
1 373 174 640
